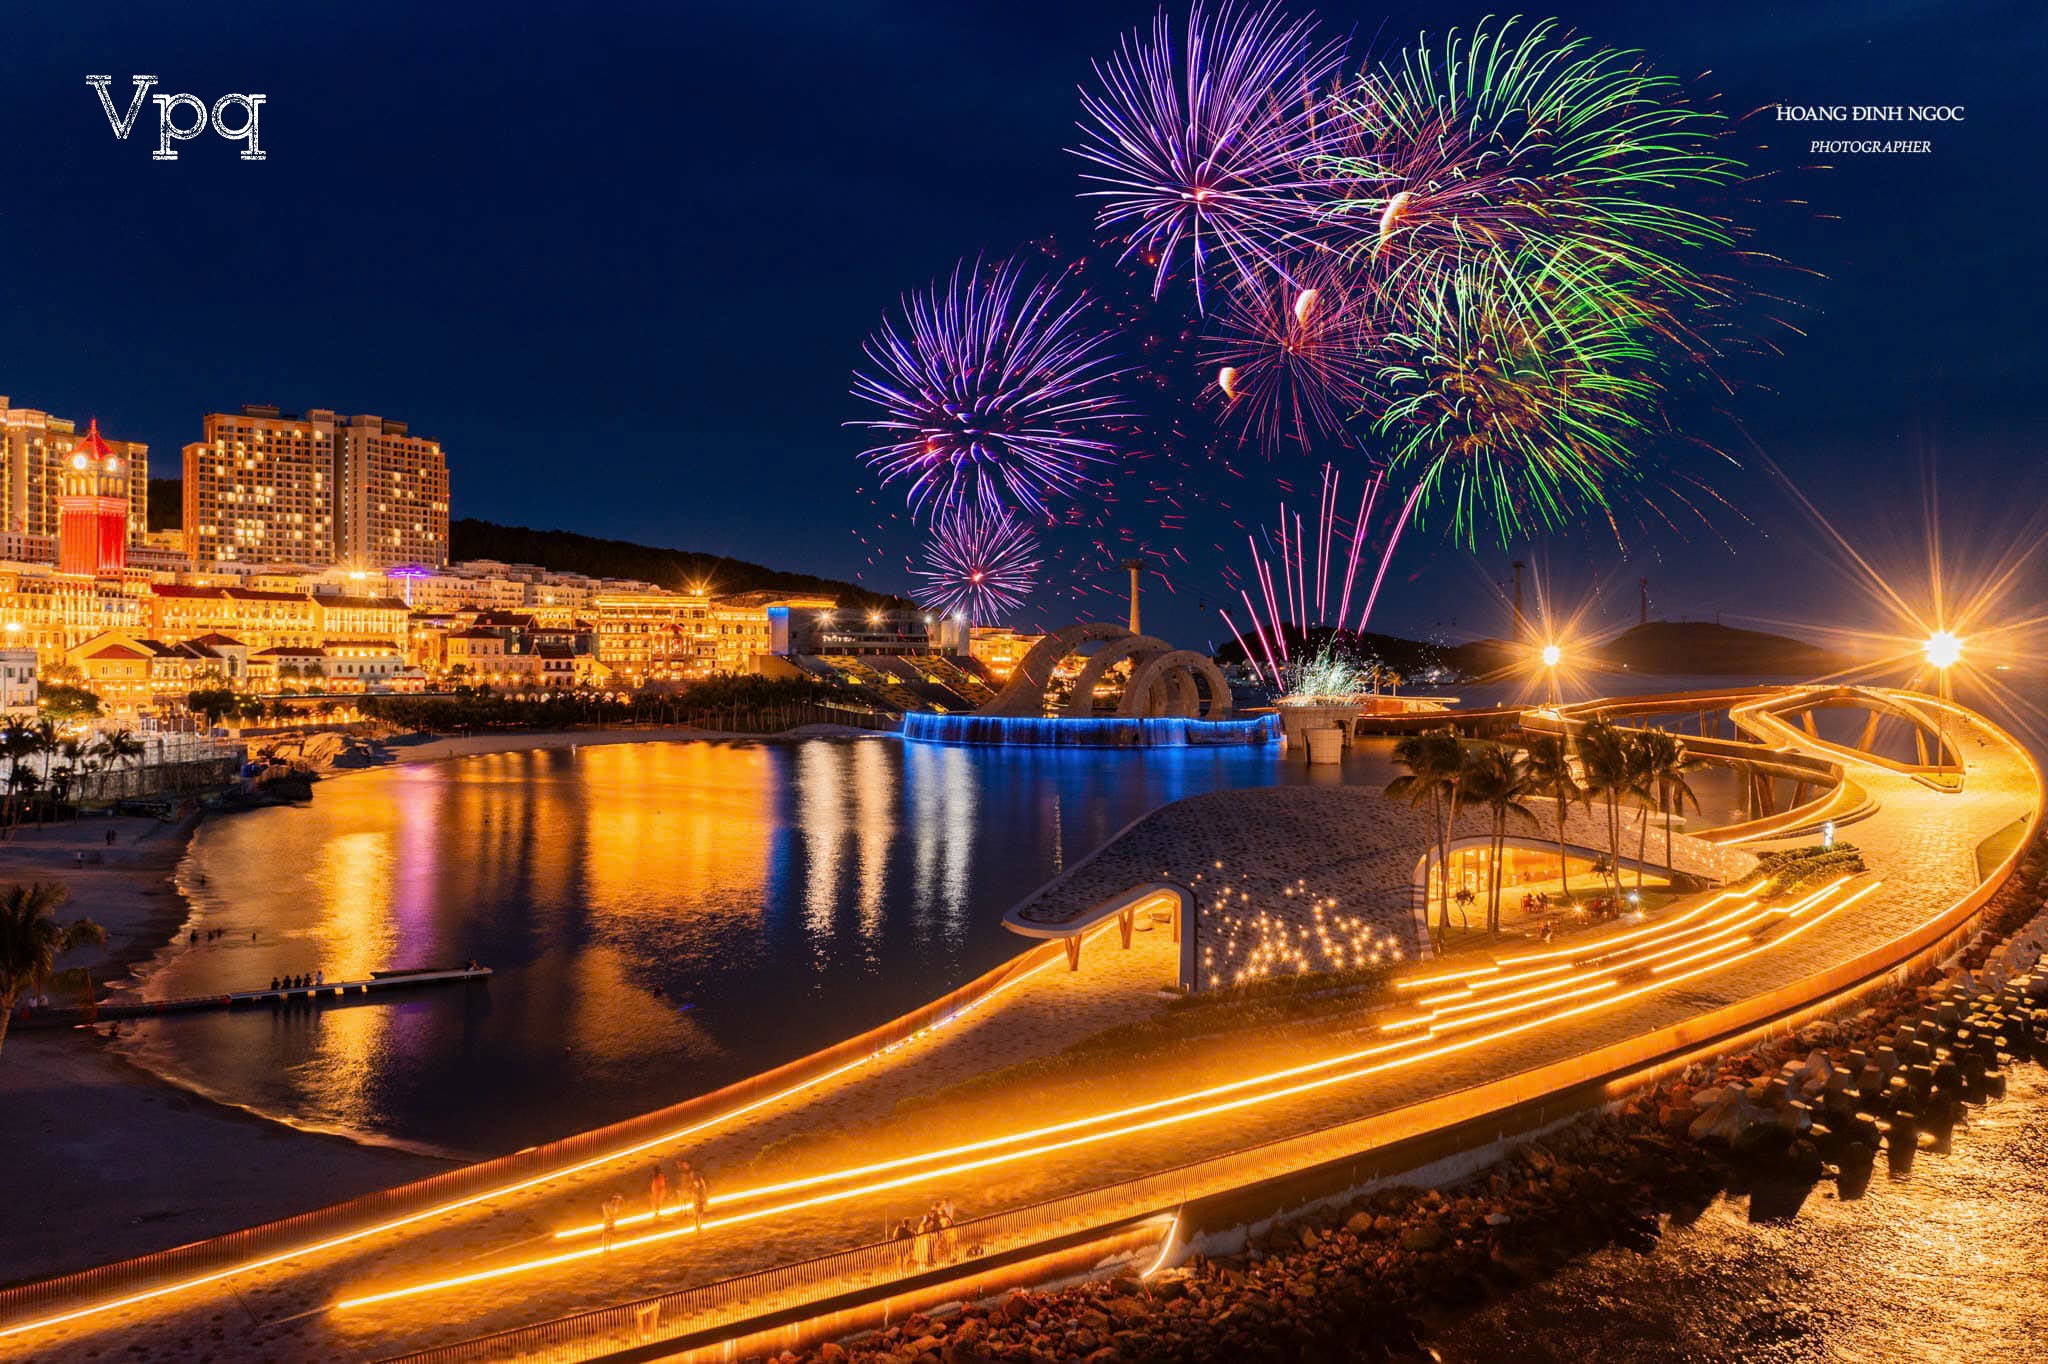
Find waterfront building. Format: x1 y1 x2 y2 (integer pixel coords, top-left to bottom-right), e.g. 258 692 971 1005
707 589 837 674
0 565 145 663
591 588 712 683
0 646 38 717
149 584 321 651
0 396 148 544
319 640 407 688
444 627 510 682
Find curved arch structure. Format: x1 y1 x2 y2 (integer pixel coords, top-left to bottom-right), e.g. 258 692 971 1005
981 623 1234 722
1120 650 1233 719
1063 634 1173 718
983 622 1134 717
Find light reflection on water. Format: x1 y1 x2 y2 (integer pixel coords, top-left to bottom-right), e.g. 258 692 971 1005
111 735 1401 1155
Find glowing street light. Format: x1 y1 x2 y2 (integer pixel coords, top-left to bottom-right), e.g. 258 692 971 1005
1923 629 1962 777
1540 642 1562 706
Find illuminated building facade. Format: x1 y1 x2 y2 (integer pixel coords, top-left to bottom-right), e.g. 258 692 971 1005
150 584 321 651
0 646 38 718
0 566 145 662
707 589 837 674
0 396 148 544
335 413 449 569
182 405 447 570
56 420 131 576
182 406 337 565
592 589 712 682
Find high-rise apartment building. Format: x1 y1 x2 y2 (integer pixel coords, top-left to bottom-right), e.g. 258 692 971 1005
182 405 449 570
182 406 337 566
335 413 449 569
0 396 148 545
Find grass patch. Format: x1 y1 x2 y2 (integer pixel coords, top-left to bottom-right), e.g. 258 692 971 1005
1754 842 1867 893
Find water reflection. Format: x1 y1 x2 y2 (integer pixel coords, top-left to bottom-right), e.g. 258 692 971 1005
116 736 1397 1155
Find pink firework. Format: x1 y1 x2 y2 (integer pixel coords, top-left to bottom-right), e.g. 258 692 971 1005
851 258 1130 522
1217 464 1425 686
1073 0 1348 310
1203 253 1381 453
913 505 1042 622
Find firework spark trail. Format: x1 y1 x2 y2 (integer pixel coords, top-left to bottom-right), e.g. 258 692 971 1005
1220 465 1421 682
1074 1 1348 309
1356 478 1425 636
850 257 1130 522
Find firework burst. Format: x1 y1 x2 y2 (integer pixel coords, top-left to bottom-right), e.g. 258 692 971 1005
850 257 1130 521
1375 261 1664 545
1073 0 1347 309
1202 252 1382 452
913 504 1043 622
1316 18 1741 326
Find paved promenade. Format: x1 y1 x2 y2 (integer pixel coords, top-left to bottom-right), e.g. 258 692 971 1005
8 688 2038 1363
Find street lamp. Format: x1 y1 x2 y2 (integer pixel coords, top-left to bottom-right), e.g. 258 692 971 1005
1923 629 1962 778
1540 642 1562 706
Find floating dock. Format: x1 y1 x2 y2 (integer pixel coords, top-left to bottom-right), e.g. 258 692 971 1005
9 964 491 1030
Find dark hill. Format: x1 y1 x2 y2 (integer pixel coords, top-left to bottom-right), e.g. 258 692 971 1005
1590 621 1848 676
449 519 900 607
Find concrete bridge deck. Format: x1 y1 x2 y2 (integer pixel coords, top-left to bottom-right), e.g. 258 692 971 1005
3 686 2037 1363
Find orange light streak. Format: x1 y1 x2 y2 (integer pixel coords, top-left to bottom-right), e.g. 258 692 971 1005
339 880 1879 1313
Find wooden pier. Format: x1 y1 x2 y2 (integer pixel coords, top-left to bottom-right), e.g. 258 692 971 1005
9 964 492 1030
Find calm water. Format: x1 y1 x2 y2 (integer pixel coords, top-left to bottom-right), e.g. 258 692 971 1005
113 735 1405 1155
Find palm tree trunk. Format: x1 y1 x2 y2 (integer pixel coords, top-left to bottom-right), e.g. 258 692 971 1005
1556 804 1571 906
0 986 15 1055
1635 800 1648 892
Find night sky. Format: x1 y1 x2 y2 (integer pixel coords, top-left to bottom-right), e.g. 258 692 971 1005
5 0 2042 647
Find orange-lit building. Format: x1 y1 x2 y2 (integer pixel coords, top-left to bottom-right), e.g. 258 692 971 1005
968 626 1045 682
149 584 321 651
56 420 131 576
1 396 148 544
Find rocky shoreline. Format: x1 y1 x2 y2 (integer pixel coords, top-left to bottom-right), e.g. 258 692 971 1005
779 837 2048 1364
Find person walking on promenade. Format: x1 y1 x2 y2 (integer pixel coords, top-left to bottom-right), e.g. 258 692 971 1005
601 1193 624 1250
891 1217 916 1270
688 1166 710 1232
937 1199 959 1261
648 1164 669 1220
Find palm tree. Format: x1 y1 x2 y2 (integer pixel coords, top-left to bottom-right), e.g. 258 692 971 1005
1387 728 1467 945
93 729 146 801
1576 720 1634 900
0 720 42 826
32 718 60 787
1522 732 1588 908
0 881 105 1054
1460 744 1540 933
1640 729 1705 873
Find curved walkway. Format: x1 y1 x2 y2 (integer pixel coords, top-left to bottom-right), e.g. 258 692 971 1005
5 688 2038 1363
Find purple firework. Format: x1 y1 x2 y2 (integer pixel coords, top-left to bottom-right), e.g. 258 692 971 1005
1073 1 1347 310
913 505 1042 622
851 258 1129 521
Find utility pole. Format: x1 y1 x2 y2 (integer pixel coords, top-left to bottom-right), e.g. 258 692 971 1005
1511 561 1527 640
1120 559 1145 634
1639 577 1649 627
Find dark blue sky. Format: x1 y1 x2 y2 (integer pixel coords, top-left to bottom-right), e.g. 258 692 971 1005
5 1 2042 645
